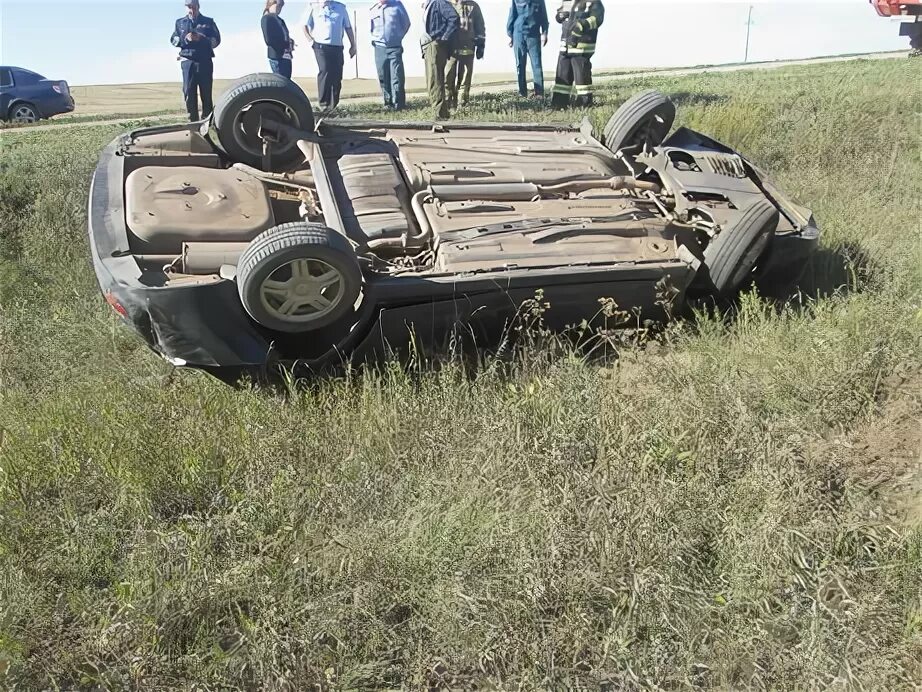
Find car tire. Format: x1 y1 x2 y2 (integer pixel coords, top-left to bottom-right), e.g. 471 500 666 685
212 73 314 170
237 223 362 333
603 90 675 157
9 102 39 124
703 199 779 297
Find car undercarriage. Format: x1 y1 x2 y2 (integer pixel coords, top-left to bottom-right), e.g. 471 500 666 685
88 75 819 383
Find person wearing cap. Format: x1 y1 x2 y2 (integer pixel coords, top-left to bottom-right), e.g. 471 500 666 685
369 0 411 110
445 0 485 109
507 0 548 99
304 0 357 109
170 0 221 121
262 0 295 78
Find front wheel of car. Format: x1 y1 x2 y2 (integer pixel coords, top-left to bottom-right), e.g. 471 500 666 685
212 73 314 170
10 102 39 123
703 199 779 298
237 223 362 334
603 90 675 158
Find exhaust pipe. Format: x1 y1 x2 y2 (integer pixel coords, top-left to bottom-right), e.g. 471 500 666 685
430 177 662 202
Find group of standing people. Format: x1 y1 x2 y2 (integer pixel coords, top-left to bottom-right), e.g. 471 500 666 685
171 0 605 123
263 0 359 108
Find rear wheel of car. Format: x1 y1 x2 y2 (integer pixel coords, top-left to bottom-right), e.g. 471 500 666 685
212 73 314 170
237 223 362 333
703 199 779 297
9 102 39 123
603 90 675 157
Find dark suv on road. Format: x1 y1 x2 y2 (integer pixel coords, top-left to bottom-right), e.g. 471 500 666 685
0 66 75 123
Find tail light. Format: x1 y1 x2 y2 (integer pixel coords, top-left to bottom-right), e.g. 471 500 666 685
52 81 69 95
104 291 129 319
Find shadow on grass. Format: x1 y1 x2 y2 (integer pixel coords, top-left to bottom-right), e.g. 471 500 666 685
680 241 878 330
759 241 875 304
797 242 875 298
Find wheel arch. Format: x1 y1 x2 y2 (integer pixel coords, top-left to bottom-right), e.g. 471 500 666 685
7 99 42 120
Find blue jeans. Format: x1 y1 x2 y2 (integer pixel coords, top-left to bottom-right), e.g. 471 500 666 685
513 33 544 96
268 58 292 79
374 44 406 109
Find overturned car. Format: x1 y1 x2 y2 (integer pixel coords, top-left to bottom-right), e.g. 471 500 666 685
88 74 819 383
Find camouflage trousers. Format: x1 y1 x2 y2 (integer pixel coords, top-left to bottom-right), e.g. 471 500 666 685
446 53 475 107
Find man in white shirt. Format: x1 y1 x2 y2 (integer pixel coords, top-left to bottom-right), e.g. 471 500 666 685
304 0 357 108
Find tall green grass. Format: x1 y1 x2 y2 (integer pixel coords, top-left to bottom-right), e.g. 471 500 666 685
1 59 920 689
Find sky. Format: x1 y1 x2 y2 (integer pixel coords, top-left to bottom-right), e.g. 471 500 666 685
0 0 910 85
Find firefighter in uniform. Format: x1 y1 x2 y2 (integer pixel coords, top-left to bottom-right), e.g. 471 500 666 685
445 0 486 109
551 0 603 109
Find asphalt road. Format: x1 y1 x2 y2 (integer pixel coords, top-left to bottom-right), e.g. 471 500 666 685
6 51 907 134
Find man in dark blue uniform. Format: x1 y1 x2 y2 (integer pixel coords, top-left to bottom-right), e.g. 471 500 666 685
170 0 221 121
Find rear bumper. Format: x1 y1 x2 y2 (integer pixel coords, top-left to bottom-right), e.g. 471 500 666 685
88 137 274 369
43 93 75 117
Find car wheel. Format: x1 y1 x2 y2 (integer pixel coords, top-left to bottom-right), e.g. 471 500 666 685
213 73 314 170
10 102 39 124
237 223 362 333
603 90 675 157
703 199 779 297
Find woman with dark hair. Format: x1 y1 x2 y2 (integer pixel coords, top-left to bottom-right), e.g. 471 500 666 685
262 0 294 78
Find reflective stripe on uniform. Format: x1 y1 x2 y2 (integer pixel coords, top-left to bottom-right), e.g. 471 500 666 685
559 42 595 52
552 83 573 94
574 84 592 94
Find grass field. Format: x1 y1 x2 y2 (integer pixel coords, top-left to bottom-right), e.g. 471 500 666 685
26 68 649 118
1 58 920 690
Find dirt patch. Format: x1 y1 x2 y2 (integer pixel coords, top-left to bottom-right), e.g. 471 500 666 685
824 366 922 525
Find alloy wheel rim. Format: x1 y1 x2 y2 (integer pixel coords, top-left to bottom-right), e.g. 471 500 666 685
13 106 36 123
259 257 344 324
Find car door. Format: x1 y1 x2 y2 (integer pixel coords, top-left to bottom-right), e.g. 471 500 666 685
0 67 15 119
11 69 46 115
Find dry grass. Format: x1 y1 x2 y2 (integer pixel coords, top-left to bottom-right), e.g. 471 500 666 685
0 57 920 690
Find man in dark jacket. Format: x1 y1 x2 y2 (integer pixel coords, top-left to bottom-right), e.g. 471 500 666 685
507 0 548 98
170 0 221 121
445 0 485 108
421 0 459 119
262 0 294 78
551 0 603 109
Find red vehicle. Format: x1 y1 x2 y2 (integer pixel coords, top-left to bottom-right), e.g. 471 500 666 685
870 0 922 54
870 0 920 16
